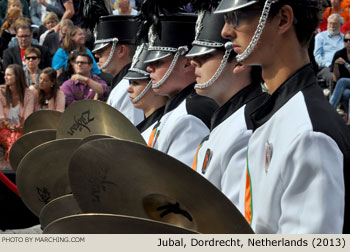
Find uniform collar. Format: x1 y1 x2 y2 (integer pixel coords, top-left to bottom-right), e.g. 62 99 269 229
136 106 165 133
210 83 264 130
250 64 316 129
163 83 195 114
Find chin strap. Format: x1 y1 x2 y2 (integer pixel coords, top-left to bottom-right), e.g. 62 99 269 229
195 42 233 89
99 38 118 69
151 46 188 88
132 80 152 104
236 0 276 62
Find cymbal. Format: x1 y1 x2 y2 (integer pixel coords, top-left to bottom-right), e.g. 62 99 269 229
55 100 145 145
23 110 62 134
16 138 81 216
9 129 56 171
43 214 197 234
69 139 254 234
39 194 82 230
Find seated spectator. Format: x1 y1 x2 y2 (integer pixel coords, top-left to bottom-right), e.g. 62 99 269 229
52 25 100 76
314 13 345 91
60 52 108 107
0 64 34 161
309 1 331 74
7 17 40 48
29 67 65 112
57 49 109 88
330 78 350 115
0 7 21 58
23 47 42 86
2 21 51 70
330 31 350 114
331 31 350 81
30 0 63 27
38 12 59 45
57 49 78 85
319 0 350 33
0 0 30 24
113 0 137 15
42 19 73 58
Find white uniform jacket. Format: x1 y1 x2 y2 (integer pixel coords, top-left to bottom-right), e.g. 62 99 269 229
136 106 165 143
107 78 144 126
239 64 350 234
193 84 266 207
149 84 218 167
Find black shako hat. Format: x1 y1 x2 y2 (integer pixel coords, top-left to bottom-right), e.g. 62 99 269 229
215 0 321 13
125 43 150 80
92 15 139 53
144 14 197 63
186 11 230 57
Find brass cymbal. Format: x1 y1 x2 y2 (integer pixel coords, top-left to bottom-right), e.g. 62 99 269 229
43 214 197 234
55 100 145 145
69 139 254 234
9 129 56 171
39 194 82 230
23 110 62 134
16 138 81 216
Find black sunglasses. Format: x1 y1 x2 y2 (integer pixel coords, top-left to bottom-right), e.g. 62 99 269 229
345 39 350 43
25 56 39 60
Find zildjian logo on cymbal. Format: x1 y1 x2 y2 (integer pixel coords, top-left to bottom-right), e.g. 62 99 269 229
67 110 95 136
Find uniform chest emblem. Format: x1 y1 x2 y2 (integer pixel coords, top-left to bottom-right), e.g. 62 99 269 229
202 148 213 175
265 141 273 173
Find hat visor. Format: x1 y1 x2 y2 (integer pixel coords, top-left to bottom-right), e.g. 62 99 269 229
186 46 217 58
92 42 110 53
124 71 150 80
214 0 258 14
144 51 173 64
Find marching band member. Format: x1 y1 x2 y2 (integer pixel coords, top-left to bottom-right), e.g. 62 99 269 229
216 0 350 233
138 1 219 166
124 43 168 141
187 1 267 207
93 15 144 125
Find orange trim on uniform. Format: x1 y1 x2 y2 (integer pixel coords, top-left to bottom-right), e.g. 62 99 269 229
148 127 157 147
192 142 204 171
244 148 253 225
